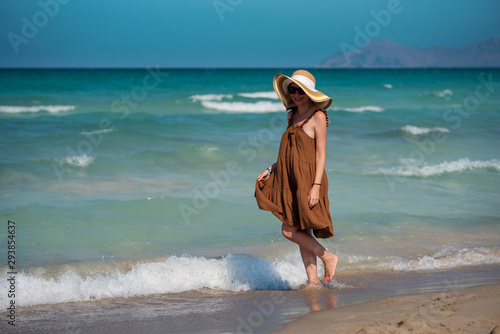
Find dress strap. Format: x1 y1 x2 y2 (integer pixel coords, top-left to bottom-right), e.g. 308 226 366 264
301 110 330 128
299 110 319 128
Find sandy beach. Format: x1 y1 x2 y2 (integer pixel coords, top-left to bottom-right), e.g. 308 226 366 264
273 283 500 334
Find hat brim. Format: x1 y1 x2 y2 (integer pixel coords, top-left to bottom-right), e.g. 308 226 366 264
273 74 332 111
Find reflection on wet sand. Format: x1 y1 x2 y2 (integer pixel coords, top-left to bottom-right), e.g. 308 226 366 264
303 288 338 312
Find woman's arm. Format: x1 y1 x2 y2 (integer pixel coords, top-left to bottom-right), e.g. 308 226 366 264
308 112 328 208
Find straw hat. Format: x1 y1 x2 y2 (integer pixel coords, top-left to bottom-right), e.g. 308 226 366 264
273 70 332 110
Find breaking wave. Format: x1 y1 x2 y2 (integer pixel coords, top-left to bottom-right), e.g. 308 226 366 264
331 106 384 112
344 247 500 272
427 89 453 98
189 94 233 102
238 91 279 99
190 92 283 113
375 158 500 177
3 245 498 308
58 154 95 168
0 105 76 114
401 125 450 136
201 101 283 113
0 254 345 307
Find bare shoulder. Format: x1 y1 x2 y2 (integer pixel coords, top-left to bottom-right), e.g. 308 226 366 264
311 110 327 127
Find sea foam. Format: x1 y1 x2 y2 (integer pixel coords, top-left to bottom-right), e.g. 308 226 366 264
59 154 95 168
390 247 500 271
201 101 283 113
0 254 310 307
0 105 76 113
331 106 384 112
190 92 283 113
428 89 453 97
377 158 500 177
344 247 500 272
3 246 497 308
80 129 115 136
189 94 233 102
401 125 450 135
238 91 279 99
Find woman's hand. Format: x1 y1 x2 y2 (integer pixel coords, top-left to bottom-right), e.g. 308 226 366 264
257 168 271 181
308 185 320 209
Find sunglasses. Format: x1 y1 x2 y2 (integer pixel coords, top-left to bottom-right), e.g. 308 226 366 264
288 84 306 95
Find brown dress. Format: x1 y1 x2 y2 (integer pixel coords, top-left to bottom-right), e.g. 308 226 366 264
255 110 334 239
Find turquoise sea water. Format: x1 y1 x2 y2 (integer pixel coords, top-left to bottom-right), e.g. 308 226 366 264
1 68 500 308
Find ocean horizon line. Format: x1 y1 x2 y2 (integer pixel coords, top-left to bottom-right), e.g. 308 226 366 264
1 66 500 71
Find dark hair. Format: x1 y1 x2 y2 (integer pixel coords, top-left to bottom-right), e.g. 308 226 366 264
287 107 298 128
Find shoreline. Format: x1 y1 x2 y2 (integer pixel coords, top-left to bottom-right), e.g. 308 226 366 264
272 283 500 334
8 264 500 334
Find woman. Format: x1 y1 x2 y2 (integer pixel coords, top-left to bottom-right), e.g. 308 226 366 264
255 70 338 289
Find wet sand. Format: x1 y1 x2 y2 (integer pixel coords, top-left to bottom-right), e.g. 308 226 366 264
273 283 500 334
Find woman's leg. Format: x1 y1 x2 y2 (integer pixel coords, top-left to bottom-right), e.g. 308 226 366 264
282 223 338 284
299 229 321 287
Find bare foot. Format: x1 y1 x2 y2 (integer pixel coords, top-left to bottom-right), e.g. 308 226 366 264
322 253 338 284
300 280 323 291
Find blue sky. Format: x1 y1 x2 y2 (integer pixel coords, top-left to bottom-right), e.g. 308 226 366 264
1 0 499 68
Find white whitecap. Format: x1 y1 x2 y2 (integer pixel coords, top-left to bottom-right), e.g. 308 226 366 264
198 144 221 151
80 129 115 136
401 125 450 136
189 94 233 102
60 155 95 168
331 106 384 112
390 247 500 271
428 89 453 97
344 247 500 272
376 158 500 177
201 101 284 113
238 91 279 99
383 84 393 89
0 105 76 113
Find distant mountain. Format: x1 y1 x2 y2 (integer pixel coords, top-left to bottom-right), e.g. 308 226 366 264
318 37 500 68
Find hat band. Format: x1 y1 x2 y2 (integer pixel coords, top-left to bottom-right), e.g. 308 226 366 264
291 74 317 92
